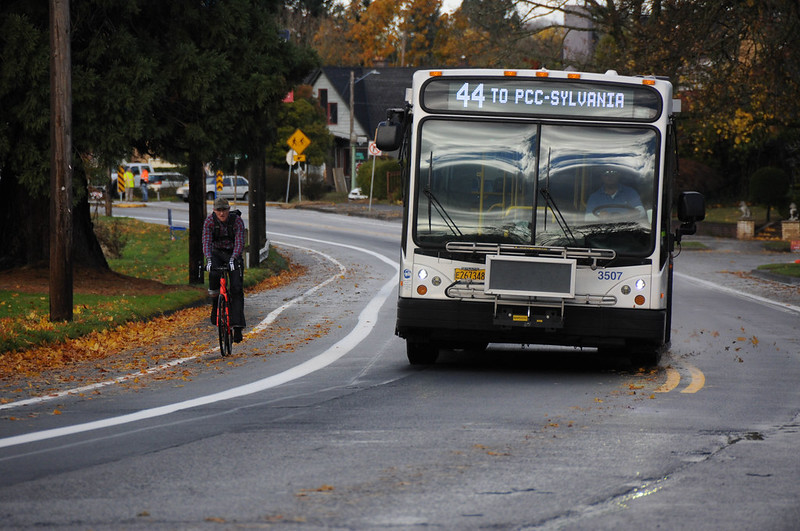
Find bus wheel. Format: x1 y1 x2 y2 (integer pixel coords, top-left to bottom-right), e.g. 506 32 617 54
628 342 663 368
407 341 439 365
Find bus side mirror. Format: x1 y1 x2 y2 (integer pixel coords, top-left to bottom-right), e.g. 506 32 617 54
375 121 402 152
675 191 705 243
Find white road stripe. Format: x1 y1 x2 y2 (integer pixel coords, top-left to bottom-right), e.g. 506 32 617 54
0 239 342 412
0 237 398 449
675 272 800 315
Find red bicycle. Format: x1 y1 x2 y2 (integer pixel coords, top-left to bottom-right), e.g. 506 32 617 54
210 265 234 357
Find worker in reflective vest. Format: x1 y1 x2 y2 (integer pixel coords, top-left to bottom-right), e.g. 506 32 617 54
124 168 135 202
140 168 149 202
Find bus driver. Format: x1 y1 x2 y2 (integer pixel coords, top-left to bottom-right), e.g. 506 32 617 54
585 169 644 221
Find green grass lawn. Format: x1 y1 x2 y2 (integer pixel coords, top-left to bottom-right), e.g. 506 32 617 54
703 204 782 224
0 217 287 354
757 262 800 278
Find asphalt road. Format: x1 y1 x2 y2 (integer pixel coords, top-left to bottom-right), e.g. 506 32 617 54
1 203 799 529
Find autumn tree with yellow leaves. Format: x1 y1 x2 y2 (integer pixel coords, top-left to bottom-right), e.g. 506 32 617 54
518 0 800 200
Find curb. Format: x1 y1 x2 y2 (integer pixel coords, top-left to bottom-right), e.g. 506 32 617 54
293 202 402 221
750 269 800 286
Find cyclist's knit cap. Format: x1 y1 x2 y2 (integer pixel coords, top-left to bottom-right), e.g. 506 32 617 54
214 197 230 210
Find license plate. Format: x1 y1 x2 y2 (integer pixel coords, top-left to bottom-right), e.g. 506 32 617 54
454 268 485 281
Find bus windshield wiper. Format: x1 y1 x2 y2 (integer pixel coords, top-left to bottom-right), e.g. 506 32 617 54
539 188 577 245
423 187 462 237
424 152 462 237
540 149 577 245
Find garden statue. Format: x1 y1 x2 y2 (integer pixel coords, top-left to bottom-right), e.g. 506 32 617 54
789 202 798 221
739 201 751 219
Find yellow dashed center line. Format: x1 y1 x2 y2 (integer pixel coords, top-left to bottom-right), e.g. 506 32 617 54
655 367 681 393
654 364 705 394
681 365 705 393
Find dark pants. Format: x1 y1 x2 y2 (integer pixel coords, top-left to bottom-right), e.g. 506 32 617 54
209 249 245 328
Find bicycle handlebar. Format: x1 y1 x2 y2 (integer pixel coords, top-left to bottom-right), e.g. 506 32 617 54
198 264 239 275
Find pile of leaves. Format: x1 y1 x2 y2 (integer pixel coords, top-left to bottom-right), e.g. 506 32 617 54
0 263 306 401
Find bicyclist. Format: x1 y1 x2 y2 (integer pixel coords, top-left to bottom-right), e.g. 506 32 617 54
203 197 246 343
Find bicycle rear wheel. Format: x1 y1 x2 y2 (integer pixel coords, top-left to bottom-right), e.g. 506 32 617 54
217 294 233 357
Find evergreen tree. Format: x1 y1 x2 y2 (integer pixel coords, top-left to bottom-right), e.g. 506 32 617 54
0 0 317 277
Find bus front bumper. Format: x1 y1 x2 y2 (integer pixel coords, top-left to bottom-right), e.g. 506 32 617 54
396 297 667 349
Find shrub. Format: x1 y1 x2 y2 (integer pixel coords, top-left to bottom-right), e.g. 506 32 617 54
355 158 402 200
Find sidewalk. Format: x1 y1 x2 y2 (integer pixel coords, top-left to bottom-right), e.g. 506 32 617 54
677 235 800 307
292 200 403 221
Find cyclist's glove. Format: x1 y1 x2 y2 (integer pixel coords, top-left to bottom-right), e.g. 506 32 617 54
205 258 212 272
229 257 236 271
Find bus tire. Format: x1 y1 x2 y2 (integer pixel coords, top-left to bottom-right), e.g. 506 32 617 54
407 340 439 365
629 342 663 368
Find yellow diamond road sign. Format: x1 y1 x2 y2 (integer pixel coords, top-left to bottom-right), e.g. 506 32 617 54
287 129 311 155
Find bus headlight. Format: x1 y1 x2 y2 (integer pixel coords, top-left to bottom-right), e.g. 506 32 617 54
635 279 646 291
621 285 631 295
418 269 428 280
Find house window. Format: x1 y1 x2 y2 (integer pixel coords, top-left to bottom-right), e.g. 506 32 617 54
328 102 338 124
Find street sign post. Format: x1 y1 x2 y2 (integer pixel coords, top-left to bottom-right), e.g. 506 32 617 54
368 141 382 157
368 143 382 212
116 165 125 199
285 149 296 203
286 130 311 203
216 170 223 195
287 129 311 155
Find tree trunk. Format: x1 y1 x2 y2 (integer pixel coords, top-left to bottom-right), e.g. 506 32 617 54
50 0 73 322
188 153 206 285
248 149 267 268
0 173 50 270
73 170 110 271
0 169 110 272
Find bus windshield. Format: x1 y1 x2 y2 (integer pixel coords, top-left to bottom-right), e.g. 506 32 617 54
414 119 659 256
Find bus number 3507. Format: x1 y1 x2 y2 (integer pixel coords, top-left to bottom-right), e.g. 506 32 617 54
598 271 623 281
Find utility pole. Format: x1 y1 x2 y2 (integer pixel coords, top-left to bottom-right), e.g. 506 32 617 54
349 70 355 190
49 0 73 322
348 69 380 190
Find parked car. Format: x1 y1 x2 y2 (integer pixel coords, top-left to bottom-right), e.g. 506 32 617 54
148 172 186 192
177 175 249 202
348 187 368 200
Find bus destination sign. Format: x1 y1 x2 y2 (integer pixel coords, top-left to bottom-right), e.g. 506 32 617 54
422 78 661 121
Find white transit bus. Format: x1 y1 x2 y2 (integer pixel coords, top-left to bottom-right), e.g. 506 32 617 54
375 68 705 366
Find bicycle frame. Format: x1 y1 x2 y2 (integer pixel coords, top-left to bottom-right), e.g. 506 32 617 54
211 266 234 357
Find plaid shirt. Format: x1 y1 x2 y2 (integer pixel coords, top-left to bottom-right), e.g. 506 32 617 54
202 212 245 259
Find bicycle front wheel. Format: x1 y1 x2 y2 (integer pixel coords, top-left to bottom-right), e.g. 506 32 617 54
217 294 233 357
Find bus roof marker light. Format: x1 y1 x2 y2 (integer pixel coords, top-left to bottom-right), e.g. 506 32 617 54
567 73 581 79
643 79 656 85
429 71 443 77
504 71 517 77
535 71 549 78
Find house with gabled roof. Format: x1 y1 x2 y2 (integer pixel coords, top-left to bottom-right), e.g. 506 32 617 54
306 66 416 189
